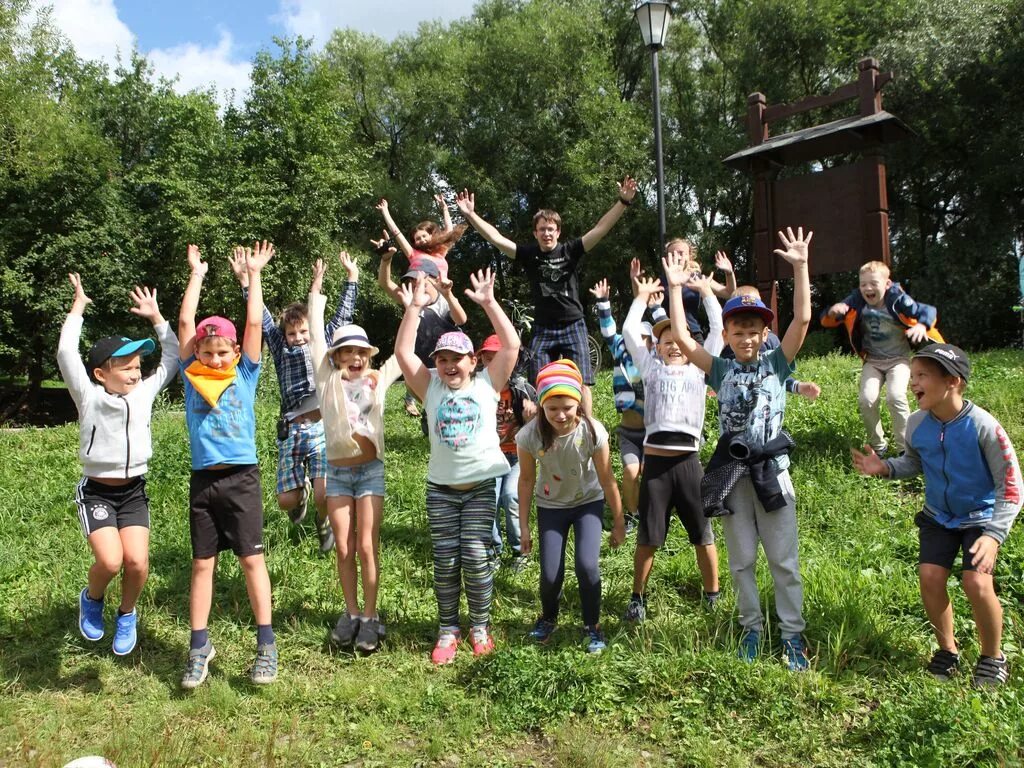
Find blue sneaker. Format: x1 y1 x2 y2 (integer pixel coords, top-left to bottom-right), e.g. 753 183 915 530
78 588 104 641
738 629 761 662
782 636 810 672
528 617 557 643
584 625 607 654
112 610 138 656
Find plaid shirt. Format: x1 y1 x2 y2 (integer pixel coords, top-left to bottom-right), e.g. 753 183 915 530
245 280 358 419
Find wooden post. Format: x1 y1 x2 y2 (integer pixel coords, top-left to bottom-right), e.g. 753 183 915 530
747 93 768 145
858 57 881 116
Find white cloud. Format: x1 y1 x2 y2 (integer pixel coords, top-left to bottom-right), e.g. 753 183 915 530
277 0 478 45
42 0 135 64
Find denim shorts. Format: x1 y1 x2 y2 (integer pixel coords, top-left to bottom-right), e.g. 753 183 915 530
325 458 385 498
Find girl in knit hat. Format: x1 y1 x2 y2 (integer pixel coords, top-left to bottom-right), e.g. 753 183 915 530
516 359 625 653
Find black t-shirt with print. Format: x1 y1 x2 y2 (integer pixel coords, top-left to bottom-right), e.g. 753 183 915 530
515 237 586 327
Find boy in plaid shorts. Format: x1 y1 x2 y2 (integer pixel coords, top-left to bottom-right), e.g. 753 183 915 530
230 250 358 554
455 176 638 414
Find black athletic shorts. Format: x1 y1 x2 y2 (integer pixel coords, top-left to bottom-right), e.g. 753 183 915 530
189 465 264 558
916 510 987 572
638 451 713 547
75 477 150 537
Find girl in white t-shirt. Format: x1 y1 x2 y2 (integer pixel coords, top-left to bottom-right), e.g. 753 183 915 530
516 359 625 654
395 268 520 664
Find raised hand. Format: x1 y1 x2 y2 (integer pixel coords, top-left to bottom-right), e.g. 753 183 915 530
310 258 327 294
661 252 689 287
714 251 734 274
399 275 431 310
227 247 248 286
589 278 610 300
464 267 496 306
634 275 663 302
375 198 389 213
68 273 92 312
851 445 888 476
187 244 208 277
685 271 714 296
434 193 446 208
773 226 813 266
129 285 162 323
438 275 455 294
338 250 358 282
455 189 475 216
246 240 274 272
905 323 928 344
618 175 638 203
371 230 396 259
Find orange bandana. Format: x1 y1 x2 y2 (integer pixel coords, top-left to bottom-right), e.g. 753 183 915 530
185 359 238 407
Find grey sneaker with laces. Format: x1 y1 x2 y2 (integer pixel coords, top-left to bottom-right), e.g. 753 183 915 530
181 641 216 690
250 643 278 685
355 617 385 653
330 613 360 647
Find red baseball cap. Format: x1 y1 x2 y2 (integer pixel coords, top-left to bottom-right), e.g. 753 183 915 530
195 316 237 343
476 334 502 355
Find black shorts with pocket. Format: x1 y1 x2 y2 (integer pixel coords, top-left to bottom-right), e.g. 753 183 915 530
916 510 988 572
189 465 264 558
638 451 713 547
75 477 150 537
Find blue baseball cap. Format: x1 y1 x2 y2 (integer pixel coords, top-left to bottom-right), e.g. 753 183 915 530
87 336 155 378
722 294 774 325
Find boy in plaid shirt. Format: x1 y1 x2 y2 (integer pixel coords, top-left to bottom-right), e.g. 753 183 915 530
230 250 358 553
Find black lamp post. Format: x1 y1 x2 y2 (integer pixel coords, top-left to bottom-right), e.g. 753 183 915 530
633 0 672 251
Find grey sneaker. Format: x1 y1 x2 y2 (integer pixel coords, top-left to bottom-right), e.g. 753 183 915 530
509 555 529 573
972 654 1008 688
355 617 385 653
181 641 216 690
623 595 646 623
316 513 335 555
288 479 310 524
250 643 278 685
330 614 360 647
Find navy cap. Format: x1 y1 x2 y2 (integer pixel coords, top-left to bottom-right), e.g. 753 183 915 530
722 294 774 325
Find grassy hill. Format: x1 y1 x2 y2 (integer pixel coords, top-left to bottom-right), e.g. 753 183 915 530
2 350 1023 767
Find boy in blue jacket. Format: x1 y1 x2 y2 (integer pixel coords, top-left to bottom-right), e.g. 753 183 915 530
852 343 1021 687
823 261 943 455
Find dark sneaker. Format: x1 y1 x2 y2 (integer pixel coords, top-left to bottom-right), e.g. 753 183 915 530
330 614 360 647
78 588 104 641
623 595 646 623
288 479 310 524
624 513 638 536
181 641 216 690
702 591 721 612
251 643 278 685
509 555 529 573
584 625 607 654
528 617 557 643
403 396 420 417
355 617 385 653
738 630 761 663
316 513 335 555
781 636 810 672
112 610 138 656
926 649 961 681
972 654 1008 688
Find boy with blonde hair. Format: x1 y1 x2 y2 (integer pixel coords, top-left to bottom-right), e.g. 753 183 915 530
823 260 943 455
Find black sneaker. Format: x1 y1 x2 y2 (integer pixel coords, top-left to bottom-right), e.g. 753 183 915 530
926 649 960 681
330 614 360 647
972 654 1009 688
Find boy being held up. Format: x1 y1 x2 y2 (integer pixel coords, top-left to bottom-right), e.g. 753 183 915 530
667 227 814 672
853 344 1021 687
823 260 943 456
58 274 179 656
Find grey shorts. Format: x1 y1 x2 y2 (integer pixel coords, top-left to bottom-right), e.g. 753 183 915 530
617 426 646 467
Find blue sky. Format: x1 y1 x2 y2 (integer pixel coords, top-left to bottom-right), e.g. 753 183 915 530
40 0 479 102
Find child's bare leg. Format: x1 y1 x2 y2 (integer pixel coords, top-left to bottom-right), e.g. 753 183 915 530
356 495 384 618
328 496 360 616
632 544 657 595
919 564 956 652
86 528 123 600
277 488 301 511
189 556 217 630
963 570 1003 657
312 477 327 519
238 553 273 625
695 542 719 593
621 463 641 518
117 526 150 613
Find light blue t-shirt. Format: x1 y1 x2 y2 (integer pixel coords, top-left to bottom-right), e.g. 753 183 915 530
860 306 911 360
181 354 261 469
709 346 793 471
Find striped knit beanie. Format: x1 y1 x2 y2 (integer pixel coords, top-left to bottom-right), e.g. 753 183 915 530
536 359 583 405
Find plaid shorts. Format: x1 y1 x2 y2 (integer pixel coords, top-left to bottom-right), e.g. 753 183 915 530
276 420 326 494
528 318 594 385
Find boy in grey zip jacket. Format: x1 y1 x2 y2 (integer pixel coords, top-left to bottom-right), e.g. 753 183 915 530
57 273 179 657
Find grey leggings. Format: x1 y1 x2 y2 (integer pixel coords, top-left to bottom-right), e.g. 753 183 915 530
537 498 604 627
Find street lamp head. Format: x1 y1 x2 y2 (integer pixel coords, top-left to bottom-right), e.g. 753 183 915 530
634 0 672 50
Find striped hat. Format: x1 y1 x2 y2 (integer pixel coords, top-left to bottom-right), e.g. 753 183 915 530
536 359 583 404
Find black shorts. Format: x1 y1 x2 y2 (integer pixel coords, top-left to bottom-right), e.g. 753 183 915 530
189 465 265 558
916 510 987 572
75 477 150 537
638 452 713 547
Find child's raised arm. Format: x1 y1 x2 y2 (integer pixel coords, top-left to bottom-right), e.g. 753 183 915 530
438 275 468 326
394 276 433 401
775 227 812 363
580 176 637 253
375 199 414 258
712 251 737 299
465 267 520 393
435 193 454 233
664 256 713 374
455 190 516 259
373 231 402 304
130 285 179 391
178 244 208 361
57 274 93 404
327 251 360 336
243 240 275 364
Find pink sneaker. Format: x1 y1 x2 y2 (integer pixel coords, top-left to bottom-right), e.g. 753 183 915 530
470 626 495 656
431 629 460 665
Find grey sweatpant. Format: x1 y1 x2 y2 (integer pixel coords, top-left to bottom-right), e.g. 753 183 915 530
721 471 805 638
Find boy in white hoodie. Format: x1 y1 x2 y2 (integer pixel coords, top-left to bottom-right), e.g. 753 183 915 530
57 273 179 656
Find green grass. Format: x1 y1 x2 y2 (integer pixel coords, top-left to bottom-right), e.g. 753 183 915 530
2 351 1024 767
